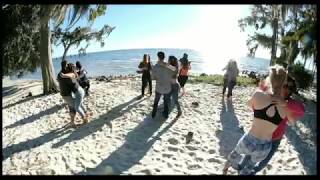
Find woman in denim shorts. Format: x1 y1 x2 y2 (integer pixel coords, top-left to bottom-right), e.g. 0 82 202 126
223 65 293 175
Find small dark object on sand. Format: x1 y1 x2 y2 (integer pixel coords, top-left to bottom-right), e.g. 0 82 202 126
26 92 32 98
191 102 199 107
186 132 194 144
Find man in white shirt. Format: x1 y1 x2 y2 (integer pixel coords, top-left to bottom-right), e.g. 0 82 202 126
151 51 175 119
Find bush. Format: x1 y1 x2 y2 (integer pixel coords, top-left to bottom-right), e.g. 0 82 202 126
189 74 256 86
290 62 313 89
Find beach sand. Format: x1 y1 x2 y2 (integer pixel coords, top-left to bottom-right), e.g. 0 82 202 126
2 76 317 175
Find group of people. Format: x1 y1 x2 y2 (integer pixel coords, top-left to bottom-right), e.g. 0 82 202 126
222 64 305 175
56 53 305 175
57 60 91 127
137 52 191 119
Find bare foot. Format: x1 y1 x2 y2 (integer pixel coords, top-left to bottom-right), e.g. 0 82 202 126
83 116 89 124
222 163 230 175
70 121 78 128
83 113 91 124
86 111 93 117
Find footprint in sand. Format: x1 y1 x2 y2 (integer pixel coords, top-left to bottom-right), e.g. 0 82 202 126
162 154 173 158
279 149 285 153
140 169 151 175
168 138 179 145
185 145 197 151
188 152 196 157
208 157 222 163
195 157 204 162
266 164 272 170
208 149 216 154
188 164 202 170
168 146 179 152
286 157 296 164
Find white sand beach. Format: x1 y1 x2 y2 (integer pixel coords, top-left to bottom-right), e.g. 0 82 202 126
2 76 317 175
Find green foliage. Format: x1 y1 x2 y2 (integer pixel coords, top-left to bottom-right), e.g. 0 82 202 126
291 62 313 89
52 25 115 60
240 5 317 68
238 5 279 60
2 5 41 77
189 75 256 86
50 5 113 60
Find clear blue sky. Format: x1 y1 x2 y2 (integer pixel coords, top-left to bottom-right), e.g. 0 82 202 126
52 5 272 60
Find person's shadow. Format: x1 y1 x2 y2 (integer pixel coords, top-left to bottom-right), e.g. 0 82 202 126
51 95 145 148
216 97 244 158
285 99 316 175
2 123 73 161
4 104 64 129
76 113 180 175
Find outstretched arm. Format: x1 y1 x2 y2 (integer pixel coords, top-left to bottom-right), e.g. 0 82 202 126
222 65 227 71
60 72 76 79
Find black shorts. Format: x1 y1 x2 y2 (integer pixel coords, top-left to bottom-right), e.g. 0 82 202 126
178 75 188 87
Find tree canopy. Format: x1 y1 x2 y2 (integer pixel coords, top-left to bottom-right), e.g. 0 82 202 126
2 5 41 77
238 5 316 67
52 25 115 61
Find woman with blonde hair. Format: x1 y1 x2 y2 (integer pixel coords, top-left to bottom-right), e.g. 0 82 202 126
222 59 239 100
222 65 294 175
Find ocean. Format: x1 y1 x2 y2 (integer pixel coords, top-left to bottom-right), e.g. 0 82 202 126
9 48 271 80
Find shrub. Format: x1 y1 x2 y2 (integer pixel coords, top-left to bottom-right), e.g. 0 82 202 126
189 74 256 86
290 62 313 89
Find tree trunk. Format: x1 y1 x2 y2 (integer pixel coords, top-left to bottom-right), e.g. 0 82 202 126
62 45 71 61
279 26 286 65
40 11 59 95
312 52 316 84
303 58 307 68
270 6 278 66
287 41 299 65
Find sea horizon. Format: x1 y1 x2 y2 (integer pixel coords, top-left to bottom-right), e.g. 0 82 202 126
8 48 271 81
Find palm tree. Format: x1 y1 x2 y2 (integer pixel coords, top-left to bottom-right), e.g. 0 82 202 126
238 5 281 65
39 5 105 94
270 5 280 65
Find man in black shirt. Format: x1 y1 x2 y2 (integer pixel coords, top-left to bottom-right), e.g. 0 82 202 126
57 60 77 125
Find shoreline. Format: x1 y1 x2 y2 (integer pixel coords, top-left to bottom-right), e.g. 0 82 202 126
3 74 316 103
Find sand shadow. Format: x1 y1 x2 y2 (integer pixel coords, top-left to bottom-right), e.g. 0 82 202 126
76 113 180 175
2 85 20 97
2 124 73 161
295 100 317 139
4 104 65 129
51 95 145 148
285 100 317 175
2 81 40 98
3 94 44 109
216 98 244 158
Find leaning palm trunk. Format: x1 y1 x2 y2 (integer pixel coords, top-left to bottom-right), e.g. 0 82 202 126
270 6 279 66
270 19 278 65
287 41 299 65
61 46 71 61
40 9 59 94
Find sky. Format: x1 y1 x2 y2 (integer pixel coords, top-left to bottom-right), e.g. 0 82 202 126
52 5 273 60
